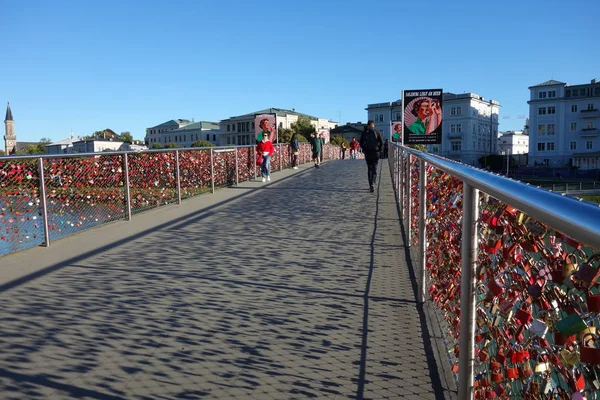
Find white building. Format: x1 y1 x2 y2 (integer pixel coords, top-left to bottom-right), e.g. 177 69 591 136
367 93 500 166
71 139 126 153
46 136 84 154
527 79 600 169
365 101 403 139
219 108 338 145
498 131 529 155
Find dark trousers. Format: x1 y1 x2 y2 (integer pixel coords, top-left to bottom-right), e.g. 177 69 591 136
341 149 346 159
365 153 378 186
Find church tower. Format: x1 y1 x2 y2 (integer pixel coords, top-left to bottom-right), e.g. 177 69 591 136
4 102 15 154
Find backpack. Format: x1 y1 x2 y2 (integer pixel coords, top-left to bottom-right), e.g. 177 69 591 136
361 129 378 152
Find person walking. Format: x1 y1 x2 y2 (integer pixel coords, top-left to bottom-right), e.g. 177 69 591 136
383 139 389 159
290 133 300 169
310 132 322 168
341 142 347 160
319 133 325 163
256 132 274 182
349 137 359 159
359 120 383 192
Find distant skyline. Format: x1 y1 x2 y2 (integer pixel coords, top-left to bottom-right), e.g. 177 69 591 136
1 0 598 142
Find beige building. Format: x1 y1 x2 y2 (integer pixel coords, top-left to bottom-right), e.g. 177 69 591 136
219 108 338 145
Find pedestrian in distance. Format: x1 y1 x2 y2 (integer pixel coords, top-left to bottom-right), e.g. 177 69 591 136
290 132 300 169
319 133 325 163
359 120 383 192
341 142 347 160
349 137 359 159
256 132 274 182
383 139 389 159
311 132 322 168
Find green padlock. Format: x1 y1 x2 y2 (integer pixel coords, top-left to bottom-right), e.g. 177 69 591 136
554 312 592 337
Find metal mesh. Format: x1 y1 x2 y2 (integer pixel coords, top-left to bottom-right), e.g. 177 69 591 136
236 147 254 183
280 145 291 169
212 148 237 188
178 149 212 199
270 146 281 172
128 152 177 214
410 157 420 246
0 158 43 255
44 154 126 241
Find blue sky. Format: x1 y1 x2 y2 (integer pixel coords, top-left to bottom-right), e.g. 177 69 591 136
1 0 598 142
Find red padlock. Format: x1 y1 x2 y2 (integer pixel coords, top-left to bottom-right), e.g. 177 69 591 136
580 333 600 365
515 302 532 325
587 291 600 312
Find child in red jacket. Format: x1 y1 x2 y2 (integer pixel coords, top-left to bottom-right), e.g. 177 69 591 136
256 134 274 182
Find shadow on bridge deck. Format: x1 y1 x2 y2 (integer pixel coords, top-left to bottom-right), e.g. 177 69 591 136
0 160 454 400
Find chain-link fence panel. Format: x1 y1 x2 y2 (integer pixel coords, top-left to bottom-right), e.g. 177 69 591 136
280 144 291 169
237 147 255 183
178 149 212 199
128 152 177 214
270 146 281 172
213 148 236 188
44 154 126 242
0 158 43 256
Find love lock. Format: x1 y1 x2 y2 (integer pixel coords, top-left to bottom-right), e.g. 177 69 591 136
558 342 580 367
528 317 549 338
580 333 600 365
554 312 595 338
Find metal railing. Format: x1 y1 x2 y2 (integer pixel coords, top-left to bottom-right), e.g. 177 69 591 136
388 143 600 399
0 142 338 257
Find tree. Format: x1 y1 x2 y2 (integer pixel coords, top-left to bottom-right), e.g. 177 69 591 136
278 128 293 143
291 117 316 141
118 131 133 144
0 149 5 156
164 143 179 148
191 140 215 148
150 143 163 149
330 135 349 147
407 144 427 152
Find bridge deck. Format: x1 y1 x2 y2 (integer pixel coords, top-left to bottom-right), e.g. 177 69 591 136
0 160 452 400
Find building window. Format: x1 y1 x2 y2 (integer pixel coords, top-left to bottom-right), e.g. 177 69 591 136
451 141 461 151
247 122 251 131
571 141 577 150
572 105 578 112
547 142 555 151
451 107 456 116
587 121 595 129
450 124 456 133
538 124 546 135
538 107 546 115
587 141 593 150
395 112 402 120
457 124 462 132
588 103 595 110
539 91 547 99
457 106 462 115
548 90 556 98
538 143 546 151
548 106 556 114
252 122 255 129
547 124 555 135
232 124 236 132
227 124 230 132
473 125 476 134
571 122 577 131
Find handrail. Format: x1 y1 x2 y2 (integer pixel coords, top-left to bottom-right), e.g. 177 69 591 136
395 144 600 250
0 144 288 161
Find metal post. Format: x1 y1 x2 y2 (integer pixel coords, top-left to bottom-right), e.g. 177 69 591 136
552 184 555 191
458 182 479 400
124 153 132 220
175 150 181 204
235 147 239 185
406 154 412 246
37 157 50 247
580 182 582 191
418 159 427 304
279 144 282 171
210 148 215 194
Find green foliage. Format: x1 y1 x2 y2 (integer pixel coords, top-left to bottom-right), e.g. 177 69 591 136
0 149 5 156
291 117 316 141
39 137 52 144
150 143 163 149
191 140 215 148
330 135 349 147
297 135 308 142
408 144 427 152
118 131 133 144
278 128 293 143
16 139 53 155
164 143 179 148
581 196 600 205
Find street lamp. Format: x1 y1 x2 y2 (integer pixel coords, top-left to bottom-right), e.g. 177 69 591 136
502 148 511 176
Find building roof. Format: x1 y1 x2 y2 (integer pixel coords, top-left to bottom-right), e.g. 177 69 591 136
331 123 366 135
15 142 39 151
150 119 192 129
170 121 219 132
224 108 332 122
529 80 566 88
5 102 13 121
47 137 84 146
73 139 125 144
573 152 600 158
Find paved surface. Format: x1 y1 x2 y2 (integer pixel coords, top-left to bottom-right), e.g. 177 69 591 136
0 159 452 399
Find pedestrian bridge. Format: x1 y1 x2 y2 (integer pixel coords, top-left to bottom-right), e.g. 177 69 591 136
0 150 452 399
2 144 600 400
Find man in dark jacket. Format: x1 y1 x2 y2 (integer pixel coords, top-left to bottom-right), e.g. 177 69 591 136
360 120 383 192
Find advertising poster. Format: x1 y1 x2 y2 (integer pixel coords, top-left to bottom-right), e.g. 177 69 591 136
318 129 330 144
402 89 443 145
255 113 277 143
390 121 402 143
